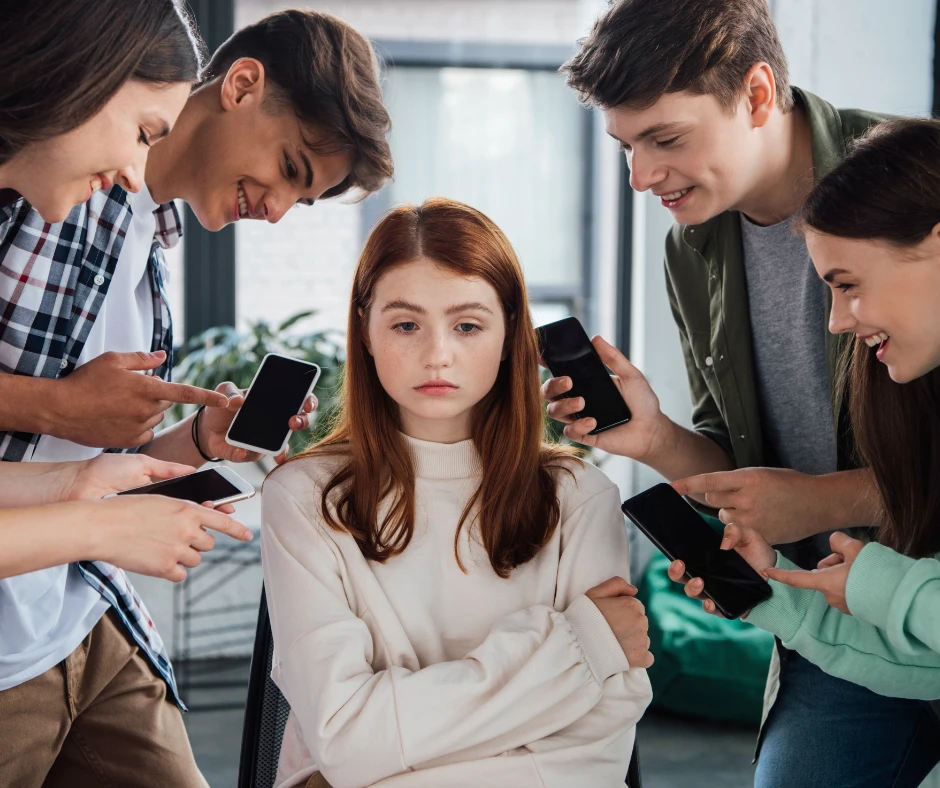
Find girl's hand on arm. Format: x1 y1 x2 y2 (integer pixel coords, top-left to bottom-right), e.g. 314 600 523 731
585 577 653 668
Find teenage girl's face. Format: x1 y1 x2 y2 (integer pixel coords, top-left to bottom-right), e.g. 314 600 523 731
11 80 190 223
364 257 507 443
808 228 940 383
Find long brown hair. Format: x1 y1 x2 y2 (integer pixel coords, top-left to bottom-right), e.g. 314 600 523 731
802 119 940 557
1 0 202 165
202 10 393 199
289 198 575 577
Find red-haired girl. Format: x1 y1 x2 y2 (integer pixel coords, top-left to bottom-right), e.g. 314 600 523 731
262 198 652 788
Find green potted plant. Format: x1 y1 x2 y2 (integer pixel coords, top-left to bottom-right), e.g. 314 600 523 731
169 310 344 459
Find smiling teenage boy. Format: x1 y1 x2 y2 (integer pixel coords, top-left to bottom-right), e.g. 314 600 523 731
548 1 935 786
0 10 392 787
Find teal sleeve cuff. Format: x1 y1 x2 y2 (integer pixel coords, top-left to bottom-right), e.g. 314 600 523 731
845 543 915 630
741 553 814 643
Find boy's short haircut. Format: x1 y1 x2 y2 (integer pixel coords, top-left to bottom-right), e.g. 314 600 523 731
562 0 793 114
203 9 393 198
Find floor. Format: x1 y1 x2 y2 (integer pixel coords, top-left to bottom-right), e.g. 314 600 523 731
182 659 759 788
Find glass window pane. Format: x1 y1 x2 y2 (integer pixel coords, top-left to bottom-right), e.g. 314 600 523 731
383 66 586 289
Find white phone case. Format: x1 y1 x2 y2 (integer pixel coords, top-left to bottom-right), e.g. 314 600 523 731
224 353 321 456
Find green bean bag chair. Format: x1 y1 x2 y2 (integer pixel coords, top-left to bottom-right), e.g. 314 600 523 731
636 515 774 725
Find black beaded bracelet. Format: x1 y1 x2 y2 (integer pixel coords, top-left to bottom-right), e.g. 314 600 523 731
191 405 222 463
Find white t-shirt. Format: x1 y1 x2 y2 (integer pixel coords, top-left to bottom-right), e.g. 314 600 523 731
0 186 158 691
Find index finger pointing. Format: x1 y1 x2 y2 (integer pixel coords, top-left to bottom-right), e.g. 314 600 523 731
197 508 252 541
148 379 228 408
763 567 825 590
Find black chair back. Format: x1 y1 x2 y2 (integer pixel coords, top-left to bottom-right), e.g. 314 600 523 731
238 588 291 788
238 589 641 788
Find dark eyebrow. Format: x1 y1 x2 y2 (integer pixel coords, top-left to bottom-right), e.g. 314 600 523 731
445 301 494 316
608 121 685 146
822 268 850 283
380 300 495 316
298 149 313 190
382 299 426 314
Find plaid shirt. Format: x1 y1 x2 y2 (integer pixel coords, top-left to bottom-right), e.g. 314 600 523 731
0 186 183 708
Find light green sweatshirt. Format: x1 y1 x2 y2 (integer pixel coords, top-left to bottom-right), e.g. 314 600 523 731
745 543 940 701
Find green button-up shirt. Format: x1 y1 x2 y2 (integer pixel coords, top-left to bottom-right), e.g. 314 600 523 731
664 88 888 477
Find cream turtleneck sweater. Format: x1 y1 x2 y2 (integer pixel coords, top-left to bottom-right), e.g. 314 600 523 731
261 434 652 788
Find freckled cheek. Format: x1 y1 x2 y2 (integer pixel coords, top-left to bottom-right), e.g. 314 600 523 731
371 339 414 393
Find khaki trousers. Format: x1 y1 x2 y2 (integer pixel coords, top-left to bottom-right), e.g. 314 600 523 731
0 609 208 788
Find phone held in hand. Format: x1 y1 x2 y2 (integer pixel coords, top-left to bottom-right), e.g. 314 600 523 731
106 466 255 506
621 483 772 619
225 354 321 456
536 316 631 435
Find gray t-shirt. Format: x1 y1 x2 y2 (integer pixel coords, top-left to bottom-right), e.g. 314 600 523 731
740 213 837 565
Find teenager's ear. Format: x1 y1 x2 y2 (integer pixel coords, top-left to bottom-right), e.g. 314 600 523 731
219 58 266 112
743 62 776 130
358 307 374 356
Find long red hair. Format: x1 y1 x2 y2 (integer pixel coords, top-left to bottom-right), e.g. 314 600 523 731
289 198 575 577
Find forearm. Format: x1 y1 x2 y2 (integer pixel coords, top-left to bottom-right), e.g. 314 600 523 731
746 554 940 700
821 468 882 530
0 372 56 434
847 544 940 657
0 462 83 507
0 502 101 578
139 412 205 467
642 417 735 489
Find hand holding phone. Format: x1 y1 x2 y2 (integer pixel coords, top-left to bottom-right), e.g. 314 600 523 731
107 466 255 506
225 354 320 456
622 483 771 619
537 317 631 435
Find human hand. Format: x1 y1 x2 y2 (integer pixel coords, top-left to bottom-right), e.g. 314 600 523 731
91 496 253 582
585 576 653 668
762 532 865 615
665 523 777 617
541 336 668 460
671 467 834 545
61 454 197 502
47 350 227 448
197 381 318 464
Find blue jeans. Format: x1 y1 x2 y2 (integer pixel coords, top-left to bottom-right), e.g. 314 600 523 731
756 651 940 788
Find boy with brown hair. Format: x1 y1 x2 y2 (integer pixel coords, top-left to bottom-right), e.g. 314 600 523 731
544 0 940 784
0 10 392 787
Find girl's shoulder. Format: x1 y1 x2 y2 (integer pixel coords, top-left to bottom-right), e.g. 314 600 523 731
545 454 621 517
263 447 351 506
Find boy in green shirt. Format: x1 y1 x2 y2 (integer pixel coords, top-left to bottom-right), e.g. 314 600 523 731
545 0 938 784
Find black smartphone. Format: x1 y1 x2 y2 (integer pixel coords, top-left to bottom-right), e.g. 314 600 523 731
621 483 772 619
108 467 254 505
225 354 321 455
536 316 631 434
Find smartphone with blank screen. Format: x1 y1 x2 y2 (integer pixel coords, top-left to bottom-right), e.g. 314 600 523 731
225 354 320 456
106 466 255 506
536 316 631 435
621 483 772 619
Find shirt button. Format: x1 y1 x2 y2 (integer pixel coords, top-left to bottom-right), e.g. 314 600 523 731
93 274 105 286
705 356 714 367
59 358 68 369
